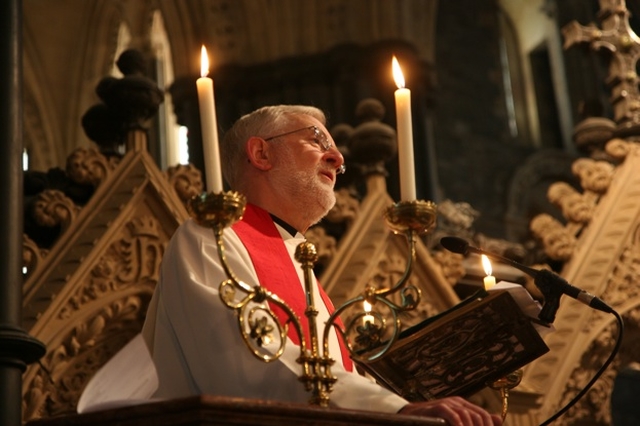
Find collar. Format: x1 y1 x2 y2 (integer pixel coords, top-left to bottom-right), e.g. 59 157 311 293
269 214 299 238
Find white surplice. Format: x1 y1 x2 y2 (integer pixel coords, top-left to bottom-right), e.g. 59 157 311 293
141 217 409 412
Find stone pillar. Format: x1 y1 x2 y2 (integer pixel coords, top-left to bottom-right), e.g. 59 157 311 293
0 1 46 425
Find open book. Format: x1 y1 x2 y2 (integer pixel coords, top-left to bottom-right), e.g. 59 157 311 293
354 282 552 401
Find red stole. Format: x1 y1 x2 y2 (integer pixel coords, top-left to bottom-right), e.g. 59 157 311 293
232 203 353 372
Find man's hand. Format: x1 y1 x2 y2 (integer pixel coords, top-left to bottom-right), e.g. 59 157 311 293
398 396 502 426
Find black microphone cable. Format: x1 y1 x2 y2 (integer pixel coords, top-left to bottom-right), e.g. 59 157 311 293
539 309 623 425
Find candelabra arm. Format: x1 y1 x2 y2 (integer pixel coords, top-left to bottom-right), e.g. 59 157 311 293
321 200 436 364
373 229 420 311
189 191 310 365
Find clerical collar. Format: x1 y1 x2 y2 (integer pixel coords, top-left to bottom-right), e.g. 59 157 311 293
269 214 299 237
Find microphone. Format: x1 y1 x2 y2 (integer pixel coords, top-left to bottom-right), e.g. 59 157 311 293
440 236 613 323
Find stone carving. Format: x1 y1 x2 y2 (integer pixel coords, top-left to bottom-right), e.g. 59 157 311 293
530 213 577 261
66 147 118 187
59 216 165 320
605 137 634 161
23 233 48 280
325 187 360 224
22 295 149 420
305 226 338 269
165 163 204 205
556 307 640 426
547 182 593 224
32 189 81 232
571 158 614 195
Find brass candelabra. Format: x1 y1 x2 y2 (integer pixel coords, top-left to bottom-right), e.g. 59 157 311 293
188 191 437 407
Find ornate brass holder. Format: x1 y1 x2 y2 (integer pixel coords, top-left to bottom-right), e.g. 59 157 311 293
188 192 437 407
489 369 523 423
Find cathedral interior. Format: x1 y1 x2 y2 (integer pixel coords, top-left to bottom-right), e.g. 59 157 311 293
3 0 640 425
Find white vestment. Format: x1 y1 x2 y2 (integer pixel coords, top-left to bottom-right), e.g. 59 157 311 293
142 217 409 413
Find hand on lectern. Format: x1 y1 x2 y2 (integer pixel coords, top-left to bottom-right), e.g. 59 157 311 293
398 396 502 426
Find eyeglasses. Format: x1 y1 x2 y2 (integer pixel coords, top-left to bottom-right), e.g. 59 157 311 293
263 125 346 174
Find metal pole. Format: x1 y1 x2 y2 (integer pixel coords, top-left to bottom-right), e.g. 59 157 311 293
0 1 46 425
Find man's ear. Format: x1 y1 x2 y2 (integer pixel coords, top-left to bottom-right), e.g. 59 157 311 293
246 136 272 171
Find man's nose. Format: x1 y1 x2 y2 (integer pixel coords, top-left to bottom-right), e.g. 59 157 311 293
324 145 345 171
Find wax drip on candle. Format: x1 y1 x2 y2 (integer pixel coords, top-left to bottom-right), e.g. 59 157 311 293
482 254 496 290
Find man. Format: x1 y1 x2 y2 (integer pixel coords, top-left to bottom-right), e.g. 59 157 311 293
142 105 502 426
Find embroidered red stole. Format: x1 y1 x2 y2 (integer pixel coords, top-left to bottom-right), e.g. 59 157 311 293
232 203 353 372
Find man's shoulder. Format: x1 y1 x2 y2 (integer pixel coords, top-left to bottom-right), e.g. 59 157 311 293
173 217 243 246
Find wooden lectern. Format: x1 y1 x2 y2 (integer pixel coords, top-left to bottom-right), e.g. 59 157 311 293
25 395 446 426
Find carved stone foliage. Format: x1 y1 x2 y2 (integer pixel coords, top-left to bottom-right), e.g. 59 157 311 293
60 216 166 319
22 296 148 421
305 226 337 270
24 147 117 249
23 233 48 280
165 163 203 207
545 220 640 425
32 189 81 232
66 147 118 187
554 308 640 426
530 152 617 262
325 188 360 225
22 215 166 420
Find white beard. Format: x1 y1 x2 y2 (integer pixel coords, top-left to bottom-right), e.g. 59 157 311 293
270 164 336 227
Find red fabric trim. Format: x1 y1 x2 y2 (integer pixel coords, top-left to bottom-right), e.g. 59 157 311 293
232 203 353 371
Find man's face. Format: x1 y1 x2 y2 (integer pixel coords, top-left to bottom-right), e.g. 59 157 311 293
267 116 345 225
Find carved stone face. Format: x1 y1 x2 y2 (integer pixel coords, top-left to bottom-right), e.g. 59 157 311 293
579 161 613 193
542 228 575 260
562 193 592 223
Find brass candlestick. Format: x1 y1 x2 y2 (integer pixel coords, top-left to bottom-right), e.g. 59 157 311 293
188 192 437 407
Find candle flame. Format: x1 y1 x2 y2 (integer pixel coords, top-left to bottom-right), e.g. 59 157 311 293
363 301 372 313
200 45 210 78
392 56 405 89
481 254 492 276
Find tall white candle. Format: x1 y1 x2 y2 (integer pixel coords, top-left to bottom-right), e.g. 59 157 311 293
196 45 223 193
392 56 416 201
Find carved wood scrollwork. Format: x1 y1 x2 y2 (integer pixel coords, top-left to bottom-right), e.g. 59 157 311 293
23 233 48 280
32 189 81 232
552 226 640 425
66 147 118 187
555 308 640 426
23 215 166 420
530 152 617 262
59 216 166 319
22 295 148 421
165 163 204 206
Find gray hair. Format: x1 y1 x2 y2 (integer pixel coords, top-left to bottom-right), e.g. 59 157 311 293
220 105 326 188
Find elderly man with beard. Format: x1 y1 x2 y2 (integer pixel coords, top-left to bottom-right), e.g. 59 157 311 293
142 105 501 426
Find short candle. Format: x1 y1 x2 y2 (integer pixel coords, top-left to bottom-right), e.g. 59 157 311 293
482 254 496 290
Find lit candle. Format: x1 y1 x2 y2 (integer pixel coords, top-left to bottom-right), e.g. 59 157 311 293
392 56 416 201
363 301 374 325
196 45 223 193
482 254 496 290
